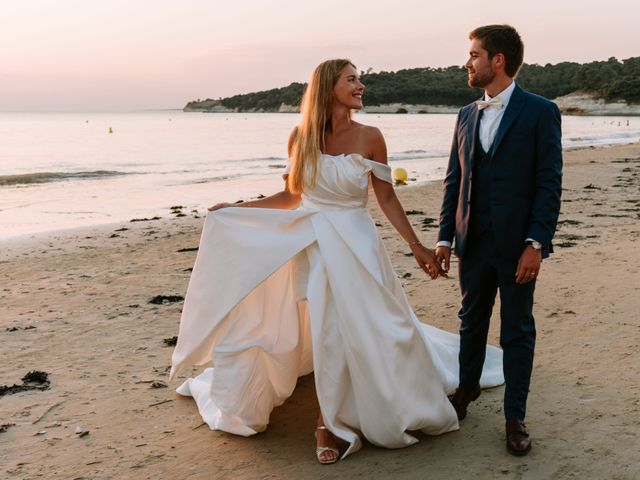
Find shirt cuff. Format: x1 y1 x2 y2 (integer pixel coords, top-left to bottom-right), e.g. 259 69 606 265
436 241 452 249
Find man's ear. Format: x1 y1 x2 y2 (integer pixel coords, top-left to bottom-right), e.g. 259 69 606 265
492 53 506 72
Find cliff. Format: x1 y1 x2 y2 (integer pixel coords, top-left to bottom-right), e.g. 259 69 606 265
184 93 640 116
554 93 640 116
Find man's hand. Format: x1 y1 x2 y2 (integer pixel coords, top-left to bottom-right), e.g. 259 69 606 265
515 246 542 284
435 246 451 275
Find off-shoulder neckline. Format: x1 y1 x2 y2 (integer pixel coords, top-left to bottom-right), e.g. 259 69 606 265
321 152 389 167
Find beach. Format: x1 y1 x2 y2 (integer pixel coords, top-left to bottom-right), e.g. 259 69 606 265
1 142 639 479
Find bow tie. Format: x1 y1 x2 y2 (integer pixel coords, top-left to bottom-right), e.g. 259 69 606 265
475 97 503 110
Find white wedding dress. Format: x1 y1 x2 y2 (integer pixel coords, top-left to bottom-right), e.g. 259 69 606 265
170 153 503 458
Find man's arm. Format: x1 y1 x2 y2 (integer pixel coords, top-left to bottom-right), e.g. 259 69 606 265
515 100 563 284
526 101 563 249
436 111 463 272
438 112 463 245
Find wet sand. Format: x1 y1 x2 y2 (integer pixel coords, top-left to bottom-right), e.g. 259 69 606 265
1 143 639 479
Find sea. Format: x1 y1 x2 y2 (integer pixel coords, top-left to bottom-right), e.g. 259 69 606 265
1 111 639 240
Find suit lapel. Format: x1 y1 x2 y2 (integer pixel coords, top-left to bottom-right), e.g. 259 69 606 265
489 84 526 159
468 102 482 170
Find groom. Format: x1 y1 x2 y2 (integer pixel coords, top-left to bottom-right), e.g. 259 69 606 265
435 25 562 455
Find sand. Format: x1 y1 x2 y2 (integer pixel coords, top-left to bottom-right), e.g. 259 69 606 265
1 143 639 480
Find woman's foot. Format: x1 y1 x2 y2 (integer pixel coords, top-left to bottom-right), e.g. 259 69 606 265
315 425 339 464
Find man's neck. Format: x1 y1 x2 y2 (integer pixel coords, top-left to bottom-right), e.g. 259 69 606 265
485 78 514 99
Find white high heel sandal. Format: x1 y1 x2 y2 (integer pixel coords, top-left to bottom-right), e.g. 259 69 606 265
315 426 339 464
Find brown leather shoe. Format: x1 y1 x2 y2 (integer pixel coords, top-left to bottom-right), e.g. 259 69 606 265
449 386 481 420
506 420 532 456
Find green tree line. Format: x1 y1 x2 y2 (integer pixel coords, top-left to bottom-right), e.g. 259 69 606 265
184 57 640 112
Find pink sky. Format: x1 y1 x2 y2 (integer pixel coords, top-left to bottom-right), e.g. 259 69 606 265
1 0 638 111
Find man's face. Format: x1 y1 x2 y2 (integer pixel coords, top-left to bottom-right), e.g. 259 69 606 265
465 38 495 89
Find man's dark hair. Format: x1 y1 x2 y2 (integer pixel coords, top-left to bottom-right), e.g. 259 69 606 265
470 25 524 77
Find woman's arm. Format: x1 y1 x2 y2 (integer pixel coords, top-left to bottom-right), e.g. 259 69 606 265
208 187 300 211
368 128 445 279
209 127 301 211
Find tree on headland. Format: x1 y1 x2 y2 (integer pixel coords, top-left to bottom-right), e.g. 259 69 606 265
185 57 640 112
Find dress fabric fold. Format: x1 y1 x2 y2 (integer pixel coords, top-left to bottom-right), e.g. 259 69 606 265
171 153 504 457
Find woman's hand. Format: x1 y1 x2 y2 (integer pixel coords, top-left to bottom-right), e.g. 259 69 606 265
411 243 447 280
208 202 235 212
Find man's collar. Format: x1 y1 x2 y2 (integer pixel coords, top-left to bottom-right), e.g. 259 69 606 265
484 81 516 107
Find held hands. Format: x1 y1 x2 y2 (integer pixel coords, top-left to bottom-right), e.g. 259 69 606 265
411 243 448 280
515 246 542 284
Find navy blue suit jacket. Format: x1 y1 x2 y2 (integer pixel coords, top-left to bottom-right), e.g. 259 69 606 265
438 84 563 260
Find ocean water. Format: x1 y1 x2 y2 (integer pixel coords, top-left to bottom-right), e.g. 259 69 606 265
1 111 638 239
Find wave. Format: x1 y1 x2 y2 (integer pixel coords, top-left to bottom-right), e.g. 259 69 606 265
399 149 428 154
224 156 288 165
221 152 446 165
181 173 253 185
0 170 131 187
563 131 640 148
388 150 448 162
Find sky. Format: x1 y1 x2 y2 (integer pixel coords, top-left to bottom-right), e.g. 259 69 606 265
1 0 638 111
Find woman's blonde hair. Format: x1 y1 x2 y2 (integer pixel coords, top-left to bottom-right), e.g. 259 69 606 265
287 59 356 194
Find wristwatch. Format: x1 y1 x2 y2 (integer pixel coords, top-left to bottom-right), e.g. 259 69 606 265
525 240 542 250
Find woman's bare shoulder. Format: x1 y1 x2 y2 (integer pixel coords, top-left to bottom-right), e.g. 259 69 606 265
353 124 386 163
351 122 383 140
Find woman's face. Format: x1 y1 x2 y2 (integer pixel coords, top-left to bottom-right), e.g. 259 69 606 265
332 64 364 110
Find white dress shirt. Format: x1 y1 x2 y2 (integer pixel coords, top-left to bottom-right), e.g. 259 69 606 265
478 80 515 152
435 81 536 250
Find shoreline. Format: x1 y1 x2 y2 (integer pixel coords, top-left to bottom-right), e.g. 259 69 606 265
186 98 640 116
1 141 637 245
1 142 639 478
185 108 640 117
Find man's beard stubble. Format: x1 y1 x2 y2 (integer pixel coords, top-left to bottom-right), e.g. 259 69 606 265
468 69 494 89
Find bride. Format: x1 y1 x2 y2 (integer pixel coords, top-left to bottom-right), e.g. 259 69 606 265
170 59 503 464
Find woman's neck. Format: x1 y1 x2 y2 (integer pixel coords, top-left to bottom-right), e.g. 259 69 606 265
328 106 352 135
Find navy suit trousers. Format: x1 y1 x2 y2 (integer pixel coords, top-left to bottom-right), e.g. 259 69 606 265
458 224 536 421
